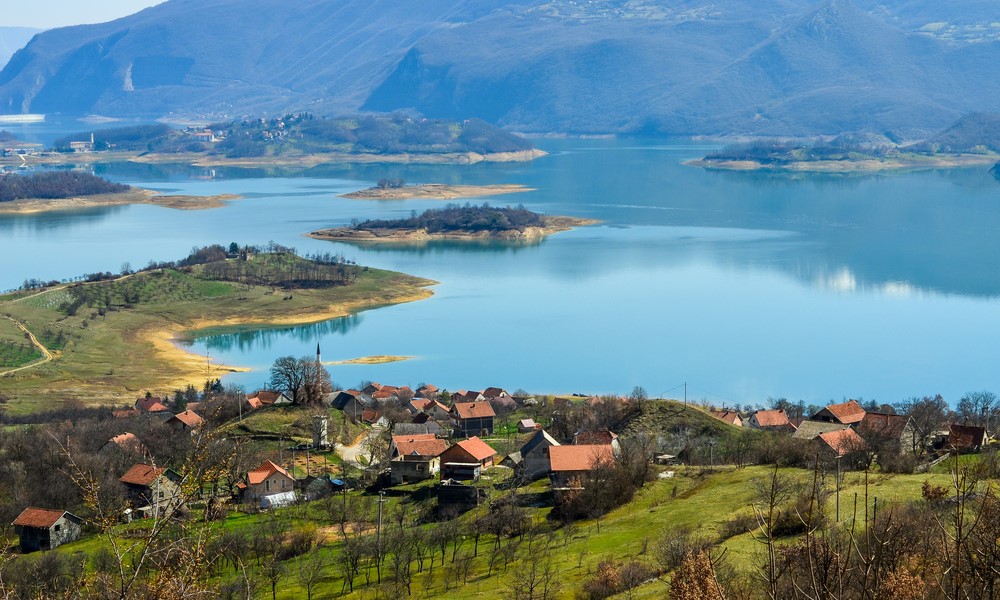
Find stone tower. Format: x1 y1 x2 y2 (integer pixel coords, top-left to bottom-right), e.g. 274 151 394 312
313 415 329 449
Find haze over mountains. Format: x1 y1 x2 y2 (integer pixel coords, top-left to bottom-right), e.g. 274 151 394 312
1 0 999 136
0 28 41 70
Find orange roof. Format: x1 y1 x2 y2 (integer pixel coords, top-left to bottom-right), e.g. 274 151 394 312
373 388 398 400
753 409 791 428
12 507 71 529
393 434 449 458
821 400 866 425
120 464 168 487
711 410 741 425
452 402 495 419
113 409 140 418
246 460 292 485
549 445 615 472
135 397 165 412
245 398 264 410
575 430 618 445
451 436 496 461
170 410 204 428
817 428 866 456
249 390 285 405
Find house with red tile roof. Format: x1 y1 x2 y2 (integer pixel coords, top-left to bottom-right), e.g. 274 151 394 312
710 410 743 427
574 429 621 453
548 444 616 489
748 409 796 433
246 390 292 406
238 460 295 504
416 383 439 398
12 507 82 552
440 437 496 480
99 432 148 457
451 389 486 403
811 400 866 425
409 398 451 420
816 428 867 458
390 434 450 485
948 424 989 452
167 410 205 433
119 464 184 518
135 396 169 413
451 401 495 437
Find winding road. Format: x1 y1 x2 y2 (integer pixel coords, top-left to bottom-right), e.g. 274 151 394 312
0 315 54 376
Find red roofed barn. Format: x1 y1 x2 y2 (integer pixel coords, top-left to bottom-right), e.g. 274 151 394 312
12 507 82 552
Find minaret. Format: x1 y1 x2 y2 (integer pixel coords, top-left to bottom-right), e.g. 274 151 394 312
316 342 321 365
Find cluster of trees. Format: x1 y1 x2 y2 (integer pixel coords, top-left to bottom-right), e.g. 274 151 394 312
356 203 545 233
0 172 130 203
705 140 892 164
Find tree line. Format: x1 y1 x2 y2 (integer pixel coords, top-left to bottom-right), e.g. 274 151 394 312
0 172 130 203
356 203 544 233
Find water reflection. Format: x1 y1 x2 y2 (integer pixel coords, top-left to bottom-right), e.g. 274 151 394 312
184 314 362 353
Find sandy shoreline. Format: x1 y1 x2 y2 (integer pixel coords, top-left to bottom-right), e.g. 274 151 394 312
149 288 435 389
326 355 413 365
686 153 999 173
308 215 599 244
0 188 243 215
341 183 533 200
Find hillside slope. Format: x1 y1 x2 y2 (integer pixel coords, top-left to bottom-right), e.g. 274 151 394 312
2 0 1000 136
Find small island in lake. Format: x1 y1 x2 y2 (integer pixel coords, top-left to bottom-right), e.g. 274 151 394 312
0 171 241 214
309 204 598 244
341 180 533 200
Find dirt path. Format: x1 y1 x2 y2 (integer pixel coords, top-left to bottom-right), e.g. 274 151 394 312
335 428 383 467
0 316 54 376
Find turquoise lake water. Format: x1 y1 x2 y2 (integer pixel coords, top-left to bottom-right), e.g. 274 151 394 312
2 136 1000 406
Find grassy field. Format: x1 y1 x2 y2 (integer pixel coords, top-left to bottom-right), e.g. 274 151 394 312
46 461 958 599
0 261 435 413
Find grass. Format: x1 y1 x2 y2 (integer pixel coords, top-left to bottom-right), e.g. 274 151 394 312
0 262 435 413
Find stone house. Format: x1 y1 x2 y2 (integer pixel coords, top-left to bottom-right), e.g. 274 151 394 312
12 508 83 552
238 460 295 504
119 464 184 518
856 412 918 455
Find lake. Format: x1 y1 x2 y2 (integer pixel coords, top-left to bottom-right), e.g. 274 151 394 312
3 135 1000 407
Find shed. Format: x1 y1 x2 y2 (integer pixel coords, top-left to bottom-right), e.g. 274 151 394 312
12 508 83 552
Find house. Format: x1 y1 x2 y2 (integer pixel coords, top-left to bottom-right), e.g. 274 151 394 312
856 413 918 455
815 428 867 458
451 390 485 403
247 390 292 406
548 444 616 489
372 387 401 403
574 429 621 453
361 409 390 427
12 508 83 552
748 409 796 433
167 410 205 433
135 396 171 414
483 387 517 412
99 432 147 457
238 460 296 505
409 413 447 435
791 421 850 441
119 464 184 518
409 398 451 421
244 397 265 411
416 384 439 398
517 429 561 480
451 401 495 437
390 434 450 485
361 382 385 396
948 424 989 452
518 418 539 433
811 400 866 425
439 437 496 480
329 390 371 418
710 410 743 427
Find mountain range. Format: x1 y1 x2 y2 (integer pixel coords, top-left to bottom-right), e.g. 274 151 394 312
1 0 999 137
0 28 41 70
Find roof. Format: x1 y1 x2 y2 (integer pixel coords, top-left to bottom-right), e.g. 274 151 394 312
169 410 204 428
710 410 742 425
519 418 537 428
108 432 142 449
135 397 167 412
857 412 911 439
450 437 496 462
817 428 866 457
949 424 988 449
792 421 850 441
361 409 383 424
417 384 438 394
12 507 77 529
372 388 399 400
575 430 619 445
113 409 140 418
482 387 508 399
245 398 264 410
752 409 792 428
452 402 495 419
521 429 559 456
120 464 168 487
249 390 286 405
392 434 449 458
817 400 867 424
247 460 293 485
548 445 615 472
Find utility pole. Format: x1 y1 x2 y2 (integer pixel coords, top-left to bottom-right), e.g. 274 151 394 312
376 490 388 583
836 454 842 523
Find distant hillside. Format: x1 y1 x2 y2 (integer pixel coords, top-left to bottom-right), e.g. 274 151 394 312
0 27 40 71
907 113 1000 154
53 114 533 157
2 0 1000 135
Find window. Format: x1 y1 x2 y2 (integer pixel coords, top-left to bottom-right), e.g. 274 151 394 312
159 491 164 499
54 525 60 532
265 481 270 492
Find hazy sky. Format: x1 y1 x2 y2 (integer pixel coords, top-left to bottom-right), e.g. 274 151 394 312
9 0 164 29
